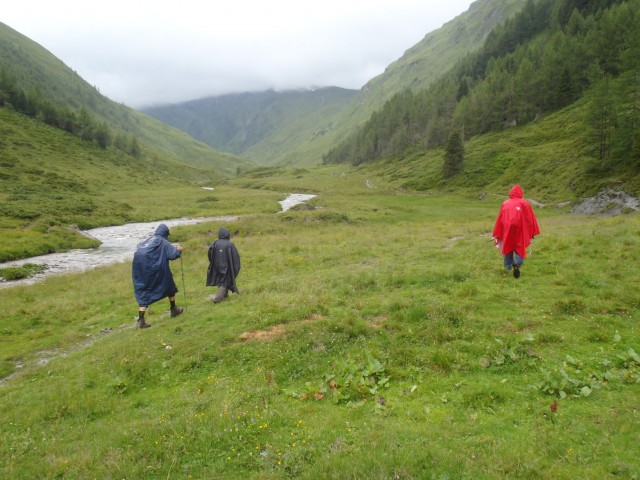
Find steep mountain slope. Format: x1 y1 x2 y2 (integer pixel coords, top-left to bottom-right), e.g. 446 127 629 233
323 0 640 169
0 22 255 263
0 21 252 178
143 88 357 163
354 0 528 117
143 0 528 167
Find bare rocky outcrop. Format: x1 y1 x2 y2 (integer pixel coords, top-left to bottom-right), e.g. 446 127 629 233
572 189 639 216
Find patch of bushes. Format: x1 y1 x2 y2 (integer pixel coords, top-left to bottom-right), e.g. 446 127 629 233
197 196 218 203
0 226 100 262
281 211 350 224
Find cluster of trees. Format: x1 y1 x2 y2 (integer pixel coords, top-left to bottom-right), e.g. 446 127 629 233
323 0 639 172
586 64 640 164
0 69 141 157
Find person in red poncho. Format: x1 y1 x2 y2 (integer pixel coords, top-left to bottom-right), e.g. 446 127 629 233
492 185 540 278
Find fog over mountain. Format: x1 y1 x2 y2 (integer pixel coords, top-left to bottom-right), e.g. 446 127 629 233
2 0 473 108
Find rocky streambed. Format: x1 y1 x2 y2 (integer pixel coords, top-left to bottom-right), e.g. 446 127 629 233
0 193 318 288
0 216 237 289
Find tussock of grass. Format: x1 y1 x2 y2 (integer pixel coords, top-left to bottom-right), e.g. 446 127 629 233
0 263 45 281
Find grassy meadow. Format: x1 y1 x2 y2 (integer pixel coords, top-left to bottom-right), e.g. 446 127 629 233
0 107 249 266
1 166 639 479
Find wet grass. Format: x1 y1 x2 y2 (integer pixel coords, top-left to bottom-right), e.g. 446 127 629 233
0 166 639 479
0 263 46 281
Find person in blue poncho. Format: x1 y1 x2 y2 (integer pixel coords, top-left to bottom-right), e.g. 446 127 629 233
132 224 184 328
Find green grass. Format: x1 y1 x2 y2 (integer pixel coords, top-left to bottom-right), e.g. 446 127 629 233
0 263 45 281
0 107 261 262
0 21 253 178
1 167 638 479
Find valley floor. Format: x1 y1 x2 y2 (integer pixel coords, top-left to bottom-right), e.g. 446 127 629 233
1 172 638 479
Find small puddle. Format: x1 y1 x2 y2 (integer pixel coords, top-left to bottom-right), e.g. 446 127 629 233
0 216 237 288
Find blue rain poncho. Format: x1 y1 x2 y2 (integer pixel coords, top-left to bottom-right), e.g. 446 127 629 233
132 224 181 307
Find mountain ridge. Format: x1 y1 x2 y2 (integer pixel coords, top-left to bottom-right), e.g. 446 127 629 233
143 0 529 166
143 87 358 162
0 21 252 178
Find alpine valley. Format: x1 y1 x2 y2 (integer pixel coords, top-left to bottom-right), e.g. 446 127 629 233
1 0 639 478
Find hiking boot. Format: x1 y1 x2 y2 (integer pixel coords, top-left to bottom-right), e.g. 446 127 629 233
170 306 183 318
214 286 228 303
513 264 521 279
137 318 151 329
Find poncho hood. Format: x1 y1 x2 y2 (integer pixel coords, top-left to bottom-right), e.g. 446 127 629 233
509 184 523 199
218 227 230 240
155 224 170 238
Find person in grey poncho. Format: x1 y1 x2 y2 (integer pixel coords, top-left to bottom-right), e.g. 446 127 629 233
206 227 241 303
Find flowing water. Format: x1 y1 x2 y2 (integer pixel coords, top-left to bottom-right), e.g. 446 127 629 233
0 194 316 288
278 193 316 212
0 216 237 289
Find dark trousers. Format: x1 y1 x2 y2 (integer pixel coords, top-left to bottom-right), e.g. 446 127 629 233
503 251 524 270
214 286 229 303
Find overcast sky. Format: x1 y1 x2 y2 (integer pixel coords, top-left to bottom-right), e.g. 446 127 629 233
3 0 474 108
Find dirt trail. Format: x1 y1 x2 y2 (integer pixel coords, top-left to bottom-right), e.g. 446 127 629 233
0 324 126 386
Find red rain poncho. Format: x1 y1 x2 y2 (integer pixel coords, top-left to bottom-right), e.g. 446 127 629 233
492 185 540 258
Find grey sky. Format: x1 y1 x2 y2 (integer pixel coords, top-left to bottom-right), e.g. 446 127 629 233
3 0 474 108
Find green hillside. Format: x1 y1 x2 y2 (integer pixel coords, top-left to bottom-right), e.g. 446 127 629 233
324 0 640 171
0 21 252 177
0 21 257 263
143 0 528 167
366 99 640 201
143 88 357 165
0 107 226 263
352 0 528 119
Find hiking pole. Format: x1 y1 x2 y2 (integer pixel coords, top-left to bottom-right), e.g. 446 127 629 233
180 254 187 311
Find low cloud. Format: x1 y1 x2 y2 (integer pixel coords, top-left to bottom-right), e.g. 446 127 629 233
4 0 473 108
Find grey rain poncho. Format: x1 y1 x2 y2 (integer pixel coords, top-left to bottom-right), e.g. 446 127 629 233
206 227 241 293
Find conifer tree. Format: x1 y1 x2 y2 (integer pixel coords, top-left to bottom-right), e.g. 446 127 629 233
587 76 616 161
443 129 464 179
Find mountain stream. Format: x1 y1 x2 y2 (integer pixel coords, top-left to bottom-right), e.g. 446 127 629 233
0 193 316 289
